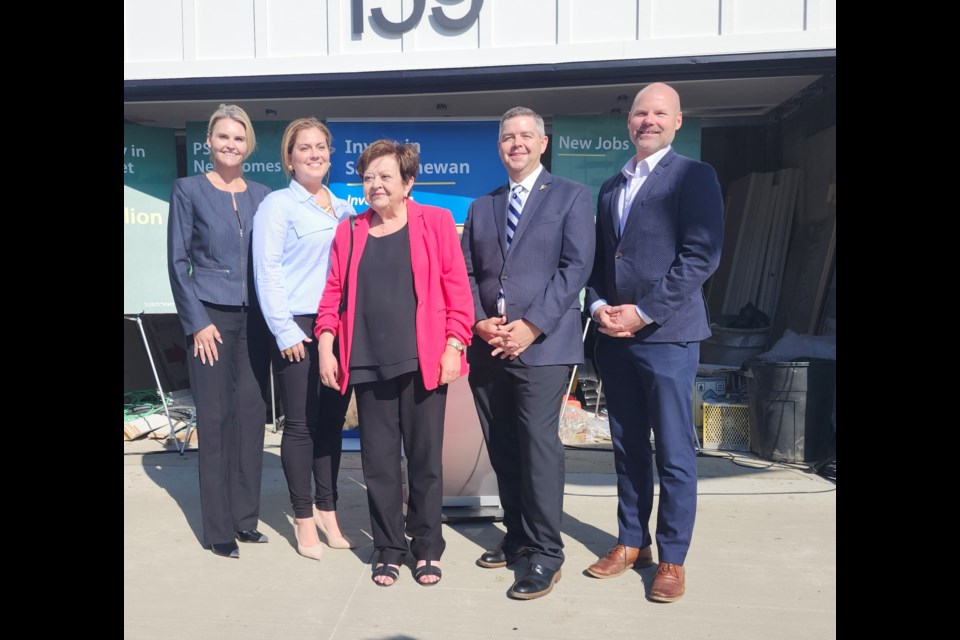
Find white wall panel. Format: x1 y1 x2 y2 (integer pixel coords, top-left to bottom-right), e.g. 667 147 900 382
194 0 257 59
652 0 718 39
732 0 804 34
820 0 837 29
124 0 835 80
265 0 329 57
124 0 183 61
568 0 636 43
489 0 557 47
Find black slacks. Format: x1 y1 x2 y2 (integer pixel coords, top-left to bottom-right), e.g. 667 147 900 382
187 303 270 546
354 371 447 565
468 358 569 570
273 316 351 518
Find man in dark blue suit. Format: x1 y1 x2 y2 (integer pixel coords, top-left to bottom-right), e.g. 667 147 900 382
584 83 724 602
461 107 595 600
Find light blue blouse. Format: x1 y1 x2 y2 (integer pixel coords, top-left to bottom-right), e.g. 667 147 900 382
252 180 355 350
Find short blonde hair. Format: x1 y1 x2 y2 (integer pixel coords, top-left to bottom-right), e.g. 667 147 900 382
280 118 332 178
207 104 256 161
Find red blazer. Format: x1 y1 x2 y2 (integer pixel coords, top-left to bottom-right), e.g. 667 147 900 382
316 200 474 394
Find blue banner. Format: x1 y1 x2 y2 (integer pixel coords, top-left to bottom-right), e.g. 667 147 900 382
327 120 502 224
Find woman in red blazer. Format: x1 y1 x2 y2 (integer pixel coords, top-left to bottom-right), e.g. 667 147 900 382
316 140 474 587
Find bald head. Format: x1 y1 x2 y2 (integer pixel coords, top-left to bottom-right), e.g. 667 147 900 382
632 83 681 113
627 82 683 160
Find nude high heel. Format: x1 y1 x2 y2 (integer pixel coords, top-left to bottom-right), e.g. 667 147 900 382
313 505 356 549
294 519 324 560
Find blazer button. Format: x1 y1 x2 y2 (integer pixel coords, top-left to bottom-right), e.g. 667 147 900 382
500 275 509 280
615 252 623 259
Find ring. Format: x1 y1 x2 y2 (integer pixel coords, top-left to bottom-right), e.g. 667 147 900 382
197 344 204 349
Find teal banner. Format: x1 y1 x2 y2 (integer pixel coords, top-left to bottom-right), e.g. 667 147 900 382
186 121 289 191
551 116 702 204
124 124 177 315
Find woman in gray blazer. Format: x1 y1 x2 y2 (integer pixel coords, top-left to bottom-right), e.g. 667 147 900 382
167 104 272 559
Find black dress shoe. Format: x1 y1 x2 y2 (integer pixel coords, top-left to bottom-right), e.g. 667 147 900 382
210 542 240 558
508 564 562 600
477 542 528 568
236 529 269 543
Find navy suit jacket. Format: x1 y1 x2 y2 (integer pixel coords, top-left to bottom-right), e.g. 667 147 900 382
585 149 724 343
461 168 595 366
167 174 272 335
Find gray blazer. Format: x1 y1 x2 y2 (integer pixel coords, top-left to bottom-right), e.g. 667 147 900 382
461 168 595 366
167 174 271 336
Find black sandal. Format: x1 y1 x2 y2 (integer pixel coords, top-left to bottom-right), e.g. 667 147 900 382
413 560 442 586
371 563 400 587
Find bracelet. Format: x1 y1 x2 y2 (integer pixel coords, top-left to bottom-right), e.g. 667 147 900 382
446 339 465 353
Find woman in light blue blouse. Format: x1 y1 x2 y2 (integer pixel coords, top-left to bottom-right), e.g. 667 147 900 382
252 118 356 560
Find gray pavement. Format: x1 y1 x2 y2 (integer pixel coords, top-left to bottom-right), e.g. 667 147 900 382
124 432 836 639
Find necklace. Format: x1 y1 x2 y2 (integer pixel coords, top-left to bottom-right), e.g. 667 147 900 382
315 190 336 217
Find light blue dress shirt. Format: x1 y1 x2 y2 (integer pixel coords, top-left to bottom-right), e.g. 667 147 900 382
253 180 355 350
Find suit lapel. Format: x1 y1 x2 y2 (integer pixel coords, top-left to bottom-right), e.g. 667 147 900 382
620 149 676 240
507 169 551 253
406 201 426 303
492 184 509 258
604 175 626 241
348 213 371 319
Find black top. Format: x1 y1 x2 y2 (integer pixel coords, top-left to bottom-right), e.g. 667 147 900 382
349 224 419 384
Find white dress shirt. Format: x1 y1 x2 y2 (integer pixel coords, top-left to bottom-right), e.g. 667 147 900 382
507 163 544 234
589 147 672 324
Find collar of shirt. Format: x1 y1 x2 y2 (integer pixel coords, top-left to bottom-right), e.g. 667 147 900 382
287 179 340 207
509 163 544 196
621 145 671 183
287 178 315 203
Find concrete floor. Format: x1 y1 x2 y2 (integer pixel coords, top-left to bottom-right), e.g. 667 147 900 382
124 432 836 639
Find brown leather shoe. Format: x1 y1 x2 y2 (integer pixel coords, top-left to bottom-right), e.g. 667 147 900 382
648 562 685 602
585 544 653 578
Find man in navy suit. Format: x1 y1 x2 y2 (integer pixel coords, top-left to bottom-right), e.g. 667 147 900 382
584 83 724 602
461 107 595 600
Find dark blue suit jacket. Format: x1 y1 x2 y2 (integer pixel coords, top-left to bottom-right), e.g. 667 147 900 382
167 174 271 336
462 168 596 366
585 150 724 343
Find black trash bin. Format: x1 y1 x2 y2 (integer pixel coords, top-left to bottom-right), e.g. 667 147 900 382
745 358 836 464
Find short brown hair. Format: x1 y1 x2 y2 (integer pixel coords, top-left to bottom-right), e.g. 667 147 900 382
280 118 332 178
356 139 419 183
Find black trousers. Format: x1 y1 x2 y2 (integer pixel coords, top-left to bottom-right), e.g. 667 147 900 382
187 303 270 546
273 316 351 518
468 359 569 570
354 371 447 565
